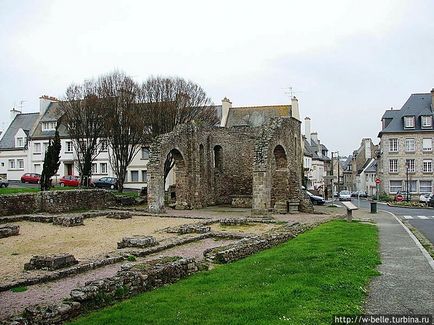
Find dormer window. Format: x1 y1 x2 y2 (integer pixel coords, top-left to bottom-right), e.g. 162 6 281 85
16 137 25 147
404 116 415 129
42 121 57 131
421 115 432 129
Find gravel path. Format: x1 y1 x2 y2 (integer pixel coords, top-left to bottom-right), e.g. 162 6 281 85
0 238 235 320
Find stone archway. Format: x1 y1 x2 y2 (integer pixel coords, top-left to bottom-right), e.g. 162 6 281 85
271 145 289 211
165 148 189 209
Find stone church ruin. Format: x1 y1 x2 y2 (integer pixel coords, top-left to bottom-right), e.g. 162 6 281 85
147 115 303 215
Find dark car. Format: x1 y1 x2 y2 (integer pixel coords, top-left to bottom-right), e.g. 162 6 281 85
59 175 80 187
0 178 8 188
351 191 368 198
21 173 41 184
428 195 434 207
93 177 118 190
305 190 326 205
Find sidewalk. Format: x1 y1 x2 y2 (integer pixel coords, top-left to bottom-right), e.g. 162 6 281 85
363 210 434 314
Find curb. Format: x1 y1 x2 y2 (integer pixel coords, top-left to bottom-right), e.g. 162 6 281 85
381 209 434 271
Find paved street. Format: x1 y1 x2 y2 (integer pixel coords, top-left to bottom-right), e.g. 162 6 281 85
340 198 434 246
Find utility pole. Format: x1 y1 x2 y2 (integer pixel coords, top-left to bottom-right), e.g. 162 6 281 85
337 151 340 194
406 161 409 202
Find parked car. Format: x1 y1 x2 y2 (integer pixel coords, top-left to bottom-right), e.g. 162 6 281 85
428 195 434 208
59 175 80 187
351 191 368 198
92 177 118 190
338 190 352 201
419 193 432 203
305 190 326 205
20 173 41 184
394 191 410 202
0 178 8 188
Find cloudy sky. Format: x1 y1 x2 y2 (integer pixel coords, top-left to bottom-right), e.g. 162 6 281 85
1 0 433 155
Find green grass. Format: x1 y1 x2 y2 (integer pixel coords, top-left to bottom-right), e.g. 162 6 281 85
69 220 380 325
0 187 40 195
10 286 28 293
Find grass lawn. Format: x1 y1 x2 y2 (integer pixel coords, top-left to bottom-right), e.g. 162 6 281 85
0 187 40 195
69 220 380 325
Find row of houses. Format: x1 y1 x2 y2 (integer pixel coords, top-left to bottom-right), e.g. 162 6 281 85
0 95 302 189
340 88 434 197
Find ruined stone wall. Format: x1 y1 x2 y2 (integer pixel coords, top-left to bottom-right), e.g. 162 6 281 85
0 190 115 216
253 117 302 214
148 125 256 212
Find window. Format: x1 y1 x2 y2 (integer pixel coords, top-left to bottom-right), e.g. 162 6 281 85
214 145 223 171
100 163 107 174
421 116 432 128
406 159 415 173
65 141 73 153
141 147 150 160
142 170 148 182
130 170 139 182
17 159 24 169
389 159 398 173
423 138 432 151
403 180 417 193
9 159 15 169
405 138 415 152
16 137 24 147
389 180 402 193
404 116 415 128
420 180 432 193
34 164 41 173
423 159 432 173
42 121 57 131
34 143 41 153
388 138 398 152
91 163 97 174
43 142 49 153
100 139 108 151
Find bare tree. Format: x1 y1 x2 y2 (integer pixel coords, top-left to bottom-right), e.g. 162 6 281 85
59 81 106 186
140 76 218 179
98 71 150 192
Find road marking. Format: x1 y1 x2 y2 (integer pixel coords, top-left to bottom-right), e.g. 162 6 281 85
403 216 413 219
417 216 429 219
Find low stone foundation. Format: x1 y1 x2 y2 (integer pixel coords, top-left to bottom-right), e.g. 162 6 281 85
204 224 306 264
165 224 211 234
24 254 79 271
0 224 19 238
219 217 248 226
106 211 132 219
52 216 84 227
117 236 158 249
298 198 314 213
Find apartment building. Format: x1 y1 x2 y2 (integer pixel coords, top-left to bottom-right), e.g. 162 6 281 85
378 88 434 195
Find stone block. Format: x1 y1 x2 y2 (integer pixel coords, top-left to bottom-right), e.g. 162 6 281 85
117 235 158 249
219 217 248 226
0 224 20 238
106 211 132 219
231 195 252 208
24 254 79 271
53 215 84 227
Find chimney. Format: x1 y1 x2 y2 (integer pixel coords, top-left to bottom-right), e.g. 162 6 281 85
39 95 58 116
291 96 300 121
10 107 22 121
311 132 318 144
220 97 232 127
304 117 311 144
431 88 434 109
317 139 322 158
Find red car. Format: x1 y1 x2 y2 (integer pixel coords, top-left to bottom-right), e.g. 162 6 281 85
21 173 41 184
59 175 80 187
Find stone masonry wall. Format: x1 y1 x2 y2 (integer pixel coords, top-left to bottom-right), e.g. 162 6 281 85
0 190 115 216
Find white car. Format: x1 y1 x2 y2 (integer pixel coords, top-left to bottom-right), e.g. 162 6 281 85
339 190 352 201
419 193 432 203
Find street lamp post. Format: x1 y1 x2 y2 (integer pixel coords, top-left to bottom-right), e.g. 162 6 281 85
406 161 409 202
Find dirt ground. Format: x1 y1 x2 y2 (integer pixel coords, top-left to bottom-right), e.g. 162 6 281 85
0 216 203 283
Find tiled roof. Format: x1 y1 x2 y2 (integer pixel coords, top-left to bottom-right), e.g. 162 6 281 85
379 93 433 136
0 113 39 150
31 102 68 139
226 105 290 127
